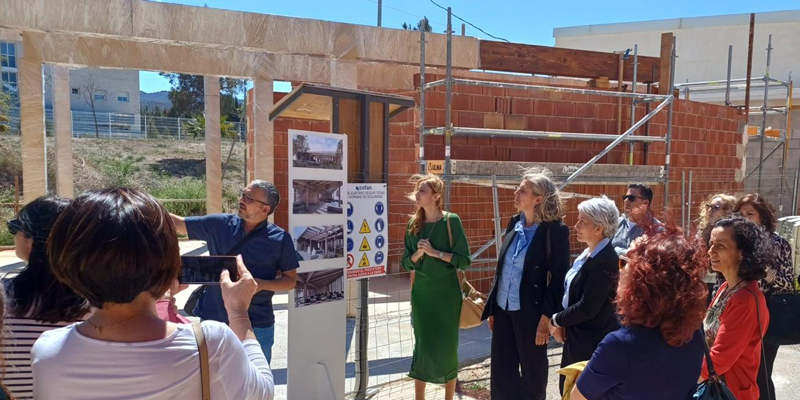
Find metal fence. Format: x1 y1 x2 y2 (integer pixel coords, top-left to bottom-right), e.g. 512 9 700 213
5 107 246 141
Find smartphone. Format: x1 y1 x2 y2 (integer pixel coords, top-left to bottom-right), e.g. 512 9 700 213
180 256 238 284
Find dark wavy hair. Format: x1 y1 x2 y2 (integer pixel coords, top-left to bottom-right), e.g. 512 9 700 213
7 196 90 323
734 193 777 233
709 216 770 282
48 188 181 308
616 224 708 347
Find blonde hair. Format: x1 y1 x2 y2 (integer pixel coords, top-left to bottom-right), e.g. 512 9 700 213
407 174 445 236
521 167 563 223
696 193 737 231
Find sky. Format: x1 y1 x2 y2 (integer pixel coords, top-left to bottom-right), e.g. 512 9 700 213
139 0 799 93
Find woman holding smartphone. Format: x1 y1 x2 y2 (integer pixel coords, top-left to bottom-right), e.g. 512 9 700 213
401 174 471 400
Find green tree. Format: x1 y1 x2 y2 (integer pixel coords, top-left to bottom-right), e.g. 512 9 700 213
159 74 247 118
402 17 432 32
0 90 10 133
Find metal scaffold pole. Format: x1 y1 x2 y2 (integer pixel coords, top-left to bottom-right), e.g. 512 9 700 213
758 34 773 193
629 44 638 165
663 35 676 213
725 45 733 106
444 7 453 208
419 27 426 174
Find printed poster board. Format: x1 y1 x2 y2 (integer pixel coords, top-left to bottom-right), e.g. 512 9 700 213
287 129 347 400
346 183 388 280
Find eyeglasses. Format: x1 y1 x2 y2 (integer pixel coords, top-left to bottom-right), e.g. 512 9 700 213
618 255 629 269
6 219 29 238
240 190 270 207
622 195 644 202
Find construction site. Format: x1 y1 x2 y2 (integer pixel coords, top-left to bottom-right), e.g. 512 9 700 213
2 1 800 399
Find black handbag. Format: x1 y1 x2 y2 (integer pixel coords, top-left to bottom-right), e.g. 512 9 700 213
693 333 736 400
765 292 800 345
183 221 268 317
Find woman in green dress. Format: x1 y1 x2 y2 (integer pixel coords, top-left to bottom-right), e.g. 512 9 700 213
402 174 471 400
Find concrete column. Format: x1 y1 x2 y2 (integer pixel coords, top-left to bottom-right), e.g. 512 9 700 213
204 76 222 214
19 57 46 203
252 78 274 183
52 65 74 198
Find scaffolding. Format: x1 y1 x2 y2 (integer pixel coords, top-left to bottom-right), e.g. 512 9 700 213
674 34 794 214
418 7 677 259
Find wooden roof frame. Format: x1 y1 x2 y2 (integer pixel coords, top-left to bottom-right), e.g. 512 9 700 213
269 83 414 122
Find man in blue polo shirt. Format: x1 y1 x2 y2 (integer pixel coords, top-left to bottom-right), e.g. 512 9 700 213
171 180 298 362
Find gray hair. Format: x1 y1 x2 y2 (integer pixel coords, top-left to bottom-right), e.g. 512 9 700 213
577 196 619 239
521 167 563 223
250 180 280 215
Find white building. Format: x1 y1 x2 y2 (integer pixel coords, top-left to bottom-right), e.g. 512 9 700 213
2 40 141 135
554 10 800 213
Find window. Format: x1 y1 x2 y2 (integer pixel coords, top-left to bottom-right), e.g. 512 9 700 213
0 43 16 69
117 92 129 102
1 71 17 91
71 87 79 95
94 91 106 101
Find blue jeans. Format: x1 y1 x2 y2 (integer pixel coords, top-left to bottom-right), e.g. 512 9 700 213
253 325 275 364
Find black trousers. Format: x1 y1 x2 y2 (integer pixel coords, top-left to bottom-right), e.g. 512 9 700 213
490 306 548 400
757 341 779 400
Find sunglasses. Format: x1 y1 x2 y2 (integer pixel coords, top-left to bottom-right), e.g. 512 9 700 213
622 195 644 202
6 219 29 238
240 190 270 207
706 204 722 211
618 255 629 269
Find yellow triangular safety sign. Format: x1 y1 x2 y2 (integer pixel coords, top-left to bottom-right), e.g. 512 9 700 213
359 253 370 267
360 237 371 251
360 219 371 234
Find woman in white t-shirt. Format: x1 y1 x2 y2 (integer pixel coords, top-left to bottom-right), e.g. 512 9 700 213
31 188 274 400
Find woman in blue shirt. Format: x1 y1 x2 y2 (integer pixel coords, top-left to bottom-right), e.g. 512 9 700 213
548 196 620 394
570 226 707 400
480 168 571 400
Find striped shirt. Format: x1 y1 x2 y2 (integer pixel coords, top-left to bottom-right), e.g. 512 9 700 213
2 317 82 399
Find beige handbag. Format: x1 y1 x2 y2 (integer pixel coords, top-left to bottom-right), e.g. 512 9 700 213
192 321 211 400
444 213 487 329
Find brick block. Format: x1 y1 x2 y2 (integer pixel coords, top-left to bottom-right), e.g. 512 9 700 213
527 116 548 132
496 97 512 114
473 95 495 113
511 98 534 115
484 113 504 129
458 112 483 128
534 99 555 116
554 101 576 117
547 149 568 163
548 118 570 132
576 102 597 118
510 147 526 161
569 118 591 133
452 93 473 111
598 103 616 118
426 91 445 110
504 115 526 130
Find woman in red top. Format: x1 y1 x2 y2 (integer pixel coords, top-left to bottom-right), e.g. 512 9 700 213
703 216 770 400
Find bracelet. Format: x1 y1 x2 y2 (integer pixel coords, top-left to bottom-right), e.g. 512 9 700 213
228 317 251 326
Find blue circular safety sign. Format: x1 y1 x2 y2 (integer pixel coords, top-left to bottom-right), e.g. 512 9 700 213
375 235 385 249
375 251 385 264
374 201 384 216
374 218 385 232
347 202 354 217
347 238 354 252
347 220 354 234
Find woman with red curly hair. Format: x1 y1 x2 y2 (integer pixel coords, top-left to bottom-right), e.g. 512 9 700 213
570 227 707 400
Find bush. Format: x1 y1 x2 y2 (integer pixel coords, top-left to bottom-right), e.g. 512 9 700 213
149 177 207 216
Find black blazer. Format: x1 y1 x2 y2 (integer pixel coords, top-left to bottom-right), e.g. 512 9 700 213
554 243 620 351
481 214 571 320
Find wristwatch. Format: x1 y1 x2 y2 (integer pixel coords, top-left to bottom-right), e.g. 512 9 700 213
438 251 444 259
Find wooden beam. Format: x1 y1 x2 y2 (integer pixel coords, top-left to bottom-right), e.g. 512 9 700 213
658 33 673 95
744 13 755 114
479 40 660 82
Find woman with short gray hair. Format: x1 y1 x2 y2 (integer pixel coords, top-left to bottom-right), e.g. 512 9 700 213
548 196 621 393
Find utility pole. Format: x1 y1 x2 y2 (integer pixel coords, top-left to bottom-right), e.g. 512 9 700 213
377 0 382 27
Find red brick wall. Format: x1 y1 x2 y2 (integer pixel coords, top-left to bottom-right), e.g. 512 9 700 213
246 77 745 292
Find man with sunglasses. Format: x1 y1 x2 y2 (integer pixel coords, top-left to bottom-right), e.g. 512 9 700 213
611 183 661 256
170 180 298 362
